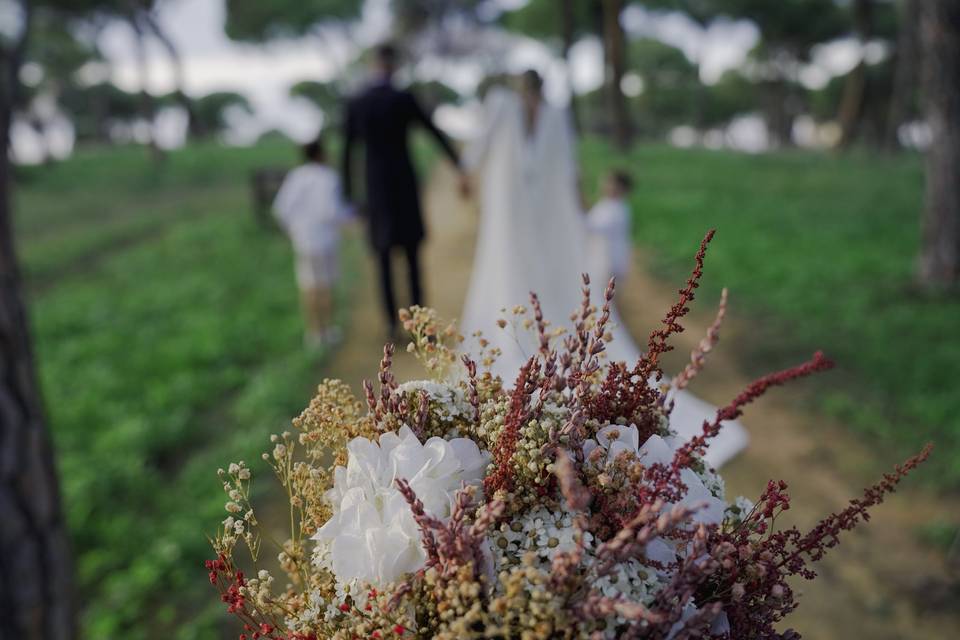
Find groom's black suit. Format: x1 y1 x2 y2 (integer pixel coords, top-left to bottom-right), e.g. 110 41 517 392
341 79 461 331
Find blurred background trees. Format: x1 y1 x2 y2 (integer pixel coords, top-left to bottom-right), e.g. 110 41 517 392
181 90 252 140
3 0 960 636
11 0 949 157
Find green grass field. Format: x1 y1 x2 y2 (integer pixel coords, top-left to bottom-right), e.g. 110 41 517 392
580 139 957 487
17 140 350 638
15 138 957 637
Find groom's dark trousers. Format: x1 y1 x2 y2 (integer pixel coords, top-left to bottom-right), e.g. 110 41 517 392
341 79 460 331
377 243 422 330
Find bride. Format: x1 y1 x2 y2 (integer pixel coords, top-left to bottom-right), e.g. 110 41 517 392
461 71 748 468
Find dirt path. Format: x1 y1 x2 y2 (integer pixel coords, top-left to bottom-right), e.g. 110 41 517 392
320 163 959 639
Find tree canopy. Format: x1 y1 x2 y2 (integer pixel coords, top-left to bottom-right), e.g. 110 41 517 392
290 80 340 114
224 0 361 42
500 0 598 44
188 91 252 138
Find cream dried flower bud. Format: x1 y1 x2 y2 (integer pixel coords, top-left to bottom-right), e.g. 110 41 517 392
225 501 242 513
228 463 240 475
238 468 251 480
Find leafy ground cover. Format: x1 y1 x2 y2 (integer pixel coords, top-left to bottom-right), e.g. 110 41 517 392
16 140 353 638
579 139 958 487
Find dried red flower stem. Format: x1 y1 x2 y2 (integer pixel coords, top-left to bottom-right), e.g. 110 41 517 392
702 444 932 639
461 354 481 424
676 351 835 468
362 379 379 421
636 229 716 383
574 592 666 626
555 450 591 512
484 358 536 496
574 274 593 364
410 389 430 440
394 478 442 569
529 291 551 357
672 287 728 392
641 523 724 640
784 442 933 568
395 479 503 588
592 277 615 347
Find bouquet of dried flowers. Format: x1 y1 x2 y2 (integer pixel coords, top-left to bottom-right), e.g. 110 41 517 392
207 231 930 640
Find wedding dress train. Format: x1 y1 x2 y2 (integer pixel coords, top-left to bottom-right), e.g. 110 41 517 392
460 88 748 468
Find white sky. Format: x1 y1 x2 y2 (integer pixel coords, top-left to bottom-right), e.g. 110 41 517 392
12 0 871 160
91 0 785 141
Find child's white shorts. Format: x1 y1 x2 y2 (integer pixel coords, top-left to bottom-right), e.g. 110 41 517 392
294 249 338 289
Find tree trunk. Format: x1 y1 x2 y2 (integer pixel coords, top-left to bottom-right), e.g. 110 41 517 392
142 11 197 140
27 116 53 166
601 0 632 148
692 57 707 133
918 0 960 288
690 22 711 133
885 0 921 150
837 0 874 149
560 0 581 133
0 3 77 637
764 79 794 148
128 15 164 162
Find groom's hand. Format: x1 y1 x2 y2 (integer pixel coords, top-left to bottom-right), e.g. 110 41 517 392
456 172 472 199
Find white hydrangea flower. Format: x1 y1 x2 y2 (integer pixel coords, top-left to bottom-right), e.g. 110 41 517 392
313 425 490 592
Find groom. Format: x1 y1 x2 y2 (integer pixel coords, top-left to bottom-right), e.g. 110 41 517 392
341 43 468 338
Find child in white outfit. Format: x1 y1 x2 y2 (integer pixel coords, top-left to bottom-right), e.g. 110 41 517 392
273 138 352 348
586 169 634 286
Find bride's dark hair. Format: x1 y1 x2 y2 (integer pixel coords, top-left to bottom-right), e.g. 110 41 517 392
521 69 543 94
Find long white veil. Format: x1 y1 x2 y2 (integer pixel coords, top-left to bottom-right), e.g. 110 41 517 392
460 87 748 468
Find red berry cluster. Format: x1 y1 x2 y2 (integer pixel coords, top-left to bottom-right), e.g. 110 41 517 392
483 358 536 497
205 556 282 640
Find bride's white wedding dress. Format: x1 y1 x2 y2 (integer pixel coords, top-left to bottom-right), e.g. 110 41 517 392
460 88 748 468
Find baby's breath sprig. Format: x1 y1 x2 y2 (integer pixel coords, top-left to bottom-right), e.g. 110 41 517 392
400 306 463 380
214 461 260 561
